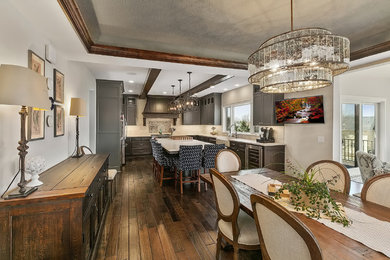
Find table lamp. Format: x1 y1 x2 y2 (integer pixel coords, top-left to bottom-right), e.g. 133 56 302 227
69 97 86 158
0 64 50 199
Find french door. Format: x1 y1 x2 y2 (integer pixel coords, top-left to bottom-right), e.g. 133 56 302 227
341 103 377 167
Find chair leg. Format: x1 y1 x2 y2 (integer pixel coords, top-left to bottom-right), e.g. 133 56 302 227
174 167 177 188
197 169 201 192
204 168 208 191
180 171 183 194
216 232 222 260
233 243 239 260
159 166 164 187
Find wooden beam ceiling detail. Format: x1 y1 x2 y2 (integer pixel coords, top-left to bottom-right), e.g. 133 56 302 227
350 40 390 61
180 75 234 97
139 69 161 99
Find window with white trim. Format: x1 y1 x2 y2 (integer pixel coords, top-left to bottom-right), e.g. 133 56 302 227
224 103 251 133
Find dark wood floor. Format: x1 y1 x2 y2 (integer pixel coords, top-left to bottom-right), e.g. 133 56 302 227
96 156 261 260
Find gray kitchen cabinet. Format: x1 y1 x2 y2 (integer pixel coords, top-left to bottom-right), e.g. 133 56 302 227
96 79 123 170
200 93 221 125
123 95 137 125
253 85 283 126
182 110 200 125
127 137 152 156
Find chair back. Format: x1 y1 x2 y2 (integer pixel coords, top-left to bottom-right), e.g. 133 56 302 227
306 160 350 194
356 151 385 183
178 145 203 171
361 173 390 208
150 139 157 158
250 193 323 260
215 149 241 173
154 142 168 166
204 144 225 169
209 168 240 223
171 136 193 140
80 146 93 155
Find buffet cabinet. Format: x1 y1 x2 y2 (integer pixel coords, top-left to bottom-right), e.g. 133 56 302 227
0 154 110 260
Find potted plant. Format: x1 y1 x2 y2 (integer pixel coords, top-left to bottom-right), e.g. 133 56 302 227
275 162 352 227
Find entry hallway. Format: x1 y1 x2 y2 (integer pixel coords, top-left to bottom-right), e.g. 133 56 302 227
96 156 260 259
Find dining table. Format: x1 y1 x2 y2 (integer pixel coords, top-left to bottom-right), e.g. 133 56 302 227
201 168 390 260
155 138 213 154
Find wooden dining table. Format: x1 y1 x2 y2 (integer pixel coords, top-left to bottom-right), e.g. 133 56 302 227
201 168 390 260
155 138 212 154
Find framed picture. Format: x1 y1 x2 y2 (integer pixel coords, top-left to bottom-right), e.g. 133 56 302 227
27 107 45 141
28 50 45 76
54 105 65 137
53 69 64 104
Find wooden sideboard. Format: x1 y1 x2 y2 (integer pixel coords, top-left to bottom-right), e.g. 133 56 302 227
0 154 110 260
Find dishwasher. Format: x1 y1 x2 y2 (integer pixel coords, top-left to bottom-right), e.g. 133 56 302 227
245 144 263 169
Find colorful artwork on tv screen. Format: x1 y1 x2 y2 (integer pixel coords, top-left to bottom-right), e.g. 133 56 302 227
275 95 324 124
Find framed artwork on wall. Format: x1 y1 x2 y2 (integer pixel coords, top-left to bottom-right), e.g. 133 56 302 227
27 107 45 141
53 69 64 104
54 105 65 137
28 50 45 76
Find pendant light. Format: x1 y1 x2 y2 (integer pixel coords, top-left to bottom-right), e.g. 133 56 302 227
168 85 178 113
248 0 350 93
174 79 185 113
183 72 199 111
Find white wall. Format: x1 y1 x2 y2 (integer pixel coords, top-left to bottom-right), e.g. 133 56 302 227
284 87 333 173
334 63 390 162
0 0 96 194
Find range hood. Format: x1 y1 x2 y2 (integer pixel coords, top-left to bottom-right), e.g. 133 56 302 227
142 96 179 120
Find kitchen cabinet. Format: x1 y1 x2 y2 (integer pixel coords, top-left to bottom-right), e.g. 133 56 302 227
200 93 222 125
253 85 283 126
127 137 152 156
123 95 137 125
245 144 285 172
229 140 246 167
182 110 201 125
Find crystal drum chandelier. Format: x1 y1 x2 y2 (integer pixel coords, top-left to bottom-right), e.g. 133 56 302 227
248 0 350 93
183 72 199 111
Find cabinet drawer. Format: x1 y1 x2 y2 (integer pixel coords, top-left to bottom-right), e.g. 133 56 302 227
131 147 151 155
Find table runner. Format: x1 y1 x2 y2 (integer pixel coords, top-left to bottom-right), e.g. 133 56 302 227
232 173 390 257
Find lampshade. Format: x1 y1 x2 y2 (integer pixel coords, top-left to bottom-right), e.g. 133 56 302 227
0 64 50 109
69 97 86 116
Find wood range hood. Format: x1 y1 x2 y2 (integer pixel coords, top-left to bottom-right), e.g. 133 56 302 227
142 96 179 125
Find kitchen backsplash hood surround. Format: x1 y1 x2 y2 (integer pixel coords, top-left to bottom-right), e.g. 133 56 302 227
142 96 179 122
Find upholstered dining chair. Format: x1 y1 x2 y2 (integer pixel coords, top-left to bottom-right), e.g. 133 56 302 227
215 149 241 173
210 168 260 260
356 151 390 183
361 173 390 208
173 145 203 194
202 144 225 190
306 160 351 194
154 142 175 187
250 193 323 260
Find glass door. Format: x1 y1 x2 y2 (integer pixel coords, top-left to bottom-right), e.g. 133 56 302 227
341 103 377 167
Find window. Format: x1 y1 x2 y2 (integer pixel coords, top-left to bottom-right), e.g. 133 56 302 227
224 103 251 133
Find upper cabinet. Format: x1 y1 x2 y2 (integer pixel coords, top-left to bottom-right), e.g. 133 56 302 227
253 85 284 126
200 93 222 125
182 109 201 125
123 95 137 125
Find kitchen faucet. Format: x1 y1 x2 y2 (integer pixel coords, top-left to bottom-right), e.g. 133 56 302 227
228 124 238 138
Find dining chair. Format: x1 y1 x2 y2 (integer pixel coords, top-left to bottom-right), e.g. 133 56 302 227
250 193 323 260
306 160 351 194
210 168 260 260
154 142 175 187
361 173 390 208
215 149 241 173
171 135 193 140
173 145 203 194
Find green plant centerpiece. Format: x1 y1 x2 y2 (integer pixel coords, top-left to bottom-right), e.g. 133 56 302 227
275 162 352 227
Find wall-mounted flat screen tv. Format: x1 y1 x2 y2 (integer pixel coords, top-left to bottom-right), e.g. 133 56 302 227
275 95 324 124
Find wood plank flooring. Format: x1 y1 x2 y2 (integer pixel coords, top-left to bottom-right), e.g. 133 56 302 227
96 156 261 260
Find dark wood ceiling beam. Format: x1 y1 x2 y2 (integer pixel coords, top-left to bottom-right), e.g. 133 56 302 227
139 69 161 99
351 40 390 61
179 75 234 97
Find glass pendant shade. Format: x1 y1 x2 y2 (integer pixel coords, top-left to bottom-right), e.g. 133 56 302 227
174 79 185 113
248 28 350 93
183 72 199 112
168 85 178 113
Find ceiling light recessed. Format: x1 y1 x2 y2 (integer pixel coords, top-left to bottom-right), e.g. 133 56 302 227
128 90 133 93
234 84 240 87
223 88 228 91
210 85 215 89
128 80 134 83
163 91 167 94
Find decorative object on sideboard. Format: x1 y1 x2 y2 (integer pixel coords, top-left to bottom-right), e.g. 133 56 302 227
26 156 46 187
210 126 217 135
27 107 45 141
0 64 50 199
28 50 45 76
53 69 64 103
70 97 87 158
248 0 350 93
257 127 275 143
54 105 65 137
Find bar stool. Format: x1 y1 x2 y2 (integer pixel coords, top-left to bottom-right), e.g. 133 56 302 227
203 144 225 190
173 145 203 194
154 142 175 187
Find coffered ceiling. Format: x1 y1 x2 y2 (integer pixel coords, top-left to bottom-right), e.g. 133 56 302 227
63 0 390 68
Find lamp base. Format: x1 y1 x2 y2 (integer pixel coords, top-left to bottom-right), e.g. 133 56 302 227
71 154 83 158
4 186 38 200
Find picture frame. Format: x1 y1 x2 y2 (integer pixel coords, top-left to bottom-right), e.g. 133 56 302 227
53 69 64 104
27 107 45 141
28 50 45 76
54 105 65 137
